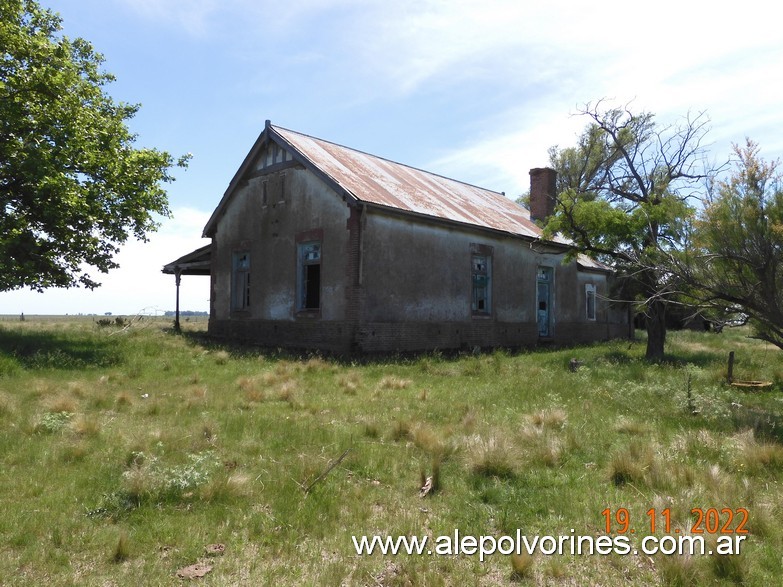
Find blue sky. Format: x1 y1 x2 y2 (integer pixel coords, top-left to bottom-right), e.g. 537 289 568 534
3 0 783 315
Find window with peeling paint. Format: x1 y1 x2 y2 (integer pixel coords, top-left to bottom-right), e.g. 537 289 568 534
231 251 250 311
297 242 321 311
585 283 596 321
471 254 491 315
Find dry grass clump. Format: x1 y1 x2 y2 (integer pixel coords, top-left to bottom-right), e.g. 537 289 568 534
529 408 567 430
606 439 683 490
460 409 477 432
115 392 133 409
337 372 362 395
518 409 569 467
362 420 380 439
71 415 101 438
658 553 700 586
377 375 413 390
66 381 87 399
237 376 266 403
466 434 516 479
732 430 783 474
186 386 208 408
701 463 731 495
275 380 299 404
304 356 332 372
43 394 77 414
60 441 89 463
410 423 457 459
390 419 412 442
614 417 649 436
200 470 252 501
0 391 18 418
212 350 231 365
533 436 563 468
30 378 55 398
510 552 535 581
608 443 648 487
261 361 301 387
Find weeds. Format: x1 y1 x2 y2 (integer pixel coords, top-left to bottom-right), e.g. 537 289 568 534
94 450 221 517
1 320 781 585
35 411 74 433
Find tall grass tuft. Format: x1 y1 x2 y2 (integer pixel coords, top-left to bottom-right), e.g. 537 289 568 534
337 372 362 395
390 419 412 442
711 550 745 583
71 415 100 437
658 554 700 586
467 435 516 479
510 552 534 580
608 447 645 487
111 531 130 563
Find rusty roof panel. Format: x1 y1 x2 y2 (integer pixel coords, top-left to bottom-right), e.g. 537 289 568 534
273 125 552 241
577 254 612 272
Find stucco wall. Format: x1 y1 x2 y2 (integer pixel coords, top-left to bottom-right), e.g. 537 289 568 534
208 164 628 352
210 166 351 322
355 210 626 351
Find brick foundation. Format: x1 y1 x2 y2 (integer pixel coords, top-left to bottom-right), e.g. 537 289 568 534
209 318 628 354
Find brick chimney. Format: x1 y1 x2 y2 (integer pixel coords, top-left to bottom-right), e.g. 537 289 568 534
529 167 557 222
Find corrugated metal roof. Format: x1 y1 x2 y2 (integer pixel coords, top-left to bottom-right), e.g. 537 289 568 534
577 254 612 273
272 125 551 241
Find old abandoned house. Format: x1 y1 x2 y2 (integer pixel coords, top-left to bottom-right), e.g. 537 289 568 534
163 120 630 352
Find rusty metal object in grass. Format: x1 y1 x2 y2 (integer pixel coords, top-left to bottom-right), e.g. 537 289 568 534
731 380 774 391
727 351 773 390
303 448 351 494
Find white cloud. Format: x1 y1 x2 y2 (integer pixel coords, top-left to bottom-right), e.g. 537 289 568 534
385 0 783 195
119 0 226 36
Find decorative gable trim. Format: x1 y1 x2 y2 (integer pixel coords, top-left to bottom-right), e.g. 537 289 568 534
203 120 359 238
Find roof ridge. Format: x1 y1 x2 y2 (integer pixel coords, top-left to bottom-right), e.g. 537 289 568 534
271 123 508 198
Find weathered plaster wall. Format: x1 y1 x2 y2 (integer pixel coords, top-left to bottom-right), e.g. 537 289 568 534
355 210 626 351
210 166 351 322
208 159 628 352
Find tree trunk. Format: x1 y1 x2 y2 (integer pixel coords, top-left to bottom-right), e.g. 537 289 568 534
645 299 667 360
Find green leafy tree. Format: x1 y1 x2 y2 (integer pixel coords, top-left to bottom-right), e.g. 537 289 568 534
0 0 188 291
544 102 710 360
686 140 783 349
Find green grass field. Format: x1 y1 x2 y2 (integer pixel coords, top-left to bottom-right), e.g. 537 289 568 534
0 318 781 585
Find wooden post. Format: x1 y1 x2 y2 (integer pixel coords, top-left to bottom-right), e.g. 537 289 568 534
174 268 182 333
727 351 735 384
